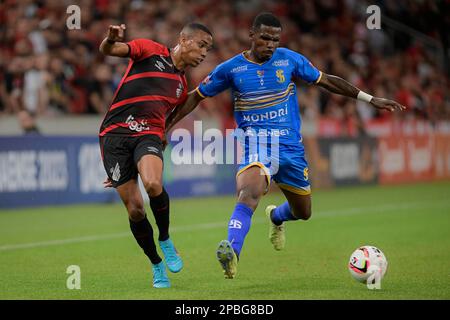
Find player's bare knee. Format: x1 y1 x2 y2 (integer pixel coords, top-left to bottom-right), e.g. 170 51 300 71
301 208 312 220
127 204 146 222
292 205 312 221
143 179 162 197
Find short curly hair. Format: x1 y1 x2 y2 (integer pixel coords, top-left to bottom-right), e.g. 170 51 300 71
252 12 282 30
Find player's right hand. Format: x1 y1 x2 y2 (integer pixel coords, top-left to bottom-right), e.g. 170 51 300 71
107 24 126 42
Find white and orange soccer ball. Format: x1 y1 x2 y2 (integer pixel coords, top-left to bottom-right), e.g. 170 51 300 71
348 245 388 285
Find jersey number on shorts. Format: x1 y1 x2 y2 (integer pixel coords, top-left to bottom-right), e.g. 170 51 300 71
249 154 259 163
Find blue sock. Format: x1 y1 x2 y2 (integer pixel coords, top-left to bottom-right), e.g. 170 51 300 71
227 203 253 257
271 201 297 225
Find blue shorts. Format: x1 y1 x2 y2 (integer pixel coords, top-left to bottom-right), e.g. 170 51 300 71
237 140 311 195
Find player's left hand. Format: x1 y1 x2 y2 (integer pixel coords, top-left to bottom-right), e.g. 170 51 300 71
103 177 113 188
370 97 406 112
107 24 126 42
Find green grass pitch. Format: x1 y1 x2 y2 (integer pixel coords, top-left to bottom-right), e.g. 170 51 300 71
0 181 449 299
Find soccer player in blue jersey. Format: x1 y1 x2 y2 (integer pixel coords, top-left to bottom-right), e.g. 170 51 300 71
166 13 404 279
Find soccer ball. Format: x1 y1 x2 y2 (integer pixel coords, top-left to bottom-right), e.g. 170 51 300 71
348 245 388 284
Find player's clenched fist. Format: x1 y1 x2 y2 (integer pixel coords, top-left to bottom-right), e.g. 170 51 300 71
100 24 129 57
107 24 126 42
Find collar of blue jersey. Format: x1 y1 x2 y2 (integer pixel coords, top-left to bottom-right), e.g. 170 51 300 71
241 49 277 66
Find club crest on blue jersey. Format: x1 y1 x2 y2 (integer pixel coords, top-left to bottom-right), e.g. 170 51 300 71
276 69 285 83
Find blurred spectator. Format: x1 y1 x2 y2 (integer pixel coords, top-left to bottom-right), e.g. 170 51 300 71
23 54 49 115
47 57 73 114
85 64 114 114
17 109 40 135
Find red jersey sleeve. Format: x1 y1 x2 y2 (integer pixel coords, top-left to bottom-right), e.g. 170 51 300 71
126 39 168 61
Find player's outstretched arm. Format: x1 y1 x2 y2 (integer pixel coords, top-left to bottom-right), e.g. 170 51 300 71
99 24 130 57
316 73 405 112
165 90 205 132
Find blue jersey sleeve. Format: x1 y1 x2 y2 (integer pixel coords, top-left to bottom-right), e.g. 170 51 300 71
289 50 321 84
197 62 231 98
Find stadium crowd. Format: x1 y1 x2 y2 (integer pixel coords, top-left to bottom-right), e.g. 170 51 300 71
0 0 448 135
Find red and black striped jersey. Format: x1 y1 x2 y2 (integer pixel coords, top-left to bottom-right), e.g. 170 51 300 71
99 39 188 139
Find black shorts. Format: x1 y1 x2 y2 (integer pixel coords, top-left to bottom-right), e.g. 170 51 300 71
99 134 164 188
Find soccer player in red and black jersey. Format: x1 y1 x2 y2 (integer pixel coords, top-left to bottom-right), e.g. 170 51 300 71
98 23 213 288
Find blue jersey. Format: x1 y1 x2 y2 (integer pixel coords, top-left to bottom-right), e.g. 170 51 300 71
197 48 322 145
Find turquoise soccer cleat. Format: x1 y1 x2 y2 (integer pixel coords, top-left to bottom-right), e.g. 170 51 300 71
151 261 170 288
159 238 183 273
